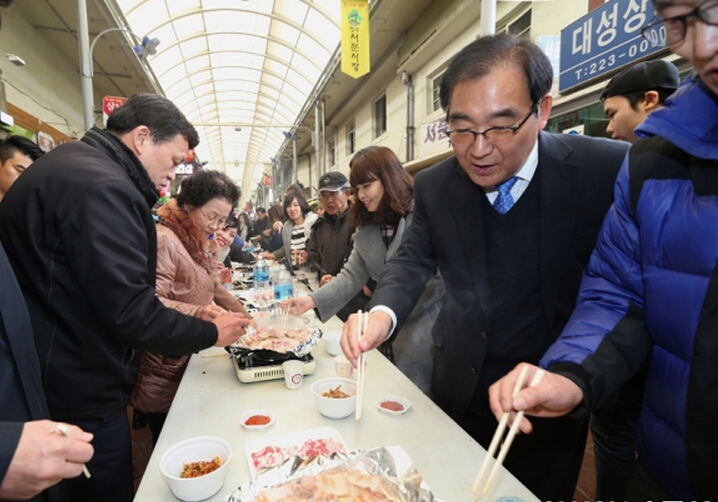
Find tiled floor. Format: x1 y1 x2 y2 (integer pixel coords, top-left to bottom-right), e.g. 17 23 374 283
575 432 597 502
129 405 598 501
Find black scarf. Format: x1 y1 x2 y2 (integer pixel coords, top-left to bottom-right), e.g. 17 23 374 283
81 126 159 208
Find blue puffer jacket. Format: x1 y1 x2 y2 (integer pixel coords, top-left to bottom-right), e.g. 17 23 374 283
541 74 718 501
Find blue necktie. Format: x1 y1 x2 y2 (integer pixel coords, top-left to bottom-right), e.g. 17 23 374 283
493 176 518 215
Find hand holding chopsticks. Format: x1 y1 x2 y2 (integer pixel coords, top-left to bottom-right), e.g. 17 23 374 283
472 367 545 495
52 424 92 479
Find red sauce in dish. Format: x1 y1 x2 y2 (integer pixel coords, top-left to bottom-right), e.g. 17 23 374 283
380 400 404 412
245 414 272 426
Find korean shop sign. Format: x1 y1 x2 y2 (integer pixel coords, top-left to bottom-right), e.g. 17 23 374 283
559 0 662 92
341 0 370 79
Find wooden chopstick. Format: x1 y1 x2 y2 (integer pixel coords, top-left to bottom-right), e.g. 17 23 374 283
355 310 366 420
359 312 368 415
53 424 91 479
471 365 529 493
481 369 545 495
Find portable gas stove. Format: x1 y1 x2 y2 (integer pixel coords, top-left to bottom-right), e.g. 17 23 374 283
231 348 316 383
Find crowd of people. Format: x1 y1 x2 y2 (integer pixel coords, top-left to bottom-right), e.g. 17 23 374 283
1 0 716 501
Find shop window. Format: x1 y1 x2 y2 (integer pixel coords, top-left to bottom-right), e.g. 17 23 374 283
346 121 356 155
328 138 336 167
502 8 532 39
374 94 387 138
431 71 445 113
546 101 608 138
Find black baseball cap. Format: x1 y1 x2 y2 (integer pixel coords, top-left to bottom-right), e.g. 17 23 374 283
317 171 349 192
601 60 680 100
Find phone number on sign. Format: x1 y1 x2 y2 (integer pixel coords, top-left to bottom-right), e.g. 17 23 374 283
572 36 661 80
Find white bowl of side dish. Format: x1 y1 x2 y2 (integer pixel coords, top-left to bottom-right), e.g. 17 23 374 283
322 330 343 356
159 436 233 501
310 377 357 419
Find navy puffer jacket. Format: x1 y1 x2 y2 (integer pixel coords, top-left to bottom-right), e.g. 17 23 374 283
541 74 718 500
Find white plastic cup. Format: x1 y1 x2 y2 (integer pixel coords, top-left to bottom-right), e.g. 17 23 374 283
334 354 355 379
282 360 304 389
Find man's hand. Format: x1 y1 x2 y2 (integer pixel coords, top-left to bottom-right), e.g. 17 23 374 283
281 295 316 315
213 312 251 347
488 363 585 434
0 420 94 500
291 250 307 266
340 310 393 367
320 274 334 287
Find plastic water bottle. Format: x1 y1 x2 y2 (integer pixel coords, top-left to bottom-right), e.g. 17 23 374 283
270 265 282 287
253 256 269 290
274 269 294 300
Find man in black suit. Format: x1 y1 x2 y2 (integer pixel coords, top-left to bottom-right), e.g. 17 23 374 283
0 240 93 501
340 34 629 501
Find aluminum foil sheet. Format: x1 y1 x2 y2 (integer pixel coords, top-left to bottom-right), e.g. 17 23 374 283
227 326 321 358
222 446 435 502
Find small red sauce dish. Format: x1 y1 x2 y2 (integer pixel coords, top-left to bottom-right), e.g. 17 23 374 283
376 395 412 415
241 409 276 430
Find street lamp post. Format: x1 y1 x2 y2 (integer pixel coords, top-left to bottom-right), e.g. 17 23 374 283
76 0 159 131
76 0 93 131
283 131 298 185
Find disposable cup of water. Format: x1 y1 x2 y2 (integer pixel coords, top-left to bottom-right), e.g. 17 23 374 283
334 355 355 379
282 360 304 389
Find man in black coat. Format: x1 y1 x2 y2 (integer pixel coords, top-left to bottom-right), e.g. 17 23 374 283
341 34 629 500
0 94 249 501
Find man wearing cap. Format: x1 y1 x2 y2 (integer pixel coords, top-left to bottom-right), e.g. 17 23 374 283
592 58 681 502
601 59 680 143
305 172 369 319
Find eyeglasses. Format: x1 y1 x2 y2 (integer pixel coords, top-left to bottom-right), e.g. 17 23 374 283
446 104 538 147
641 0 718 47
198 207 227 229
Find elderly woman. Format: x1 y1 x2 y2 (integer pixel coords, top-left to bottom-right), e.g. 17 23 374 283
263 191 318 270
131 170 253 443
283 146 443 395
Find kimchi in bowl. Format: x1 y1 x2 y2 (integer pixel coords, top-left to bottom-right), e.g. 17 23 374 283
159 436 232 501
310 377 357 419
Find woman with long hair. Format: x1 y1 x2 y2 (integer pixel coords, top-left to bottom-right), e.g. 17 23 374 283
262 191 318 270
131 170 253 443
283 146 443 395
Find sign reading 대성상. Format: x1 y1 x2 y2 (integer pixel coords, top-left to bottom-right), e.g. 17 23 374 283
559 0 663 92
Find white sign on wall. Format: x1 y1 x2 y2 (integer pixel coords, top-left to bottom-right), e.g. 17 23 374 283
419 117 450 158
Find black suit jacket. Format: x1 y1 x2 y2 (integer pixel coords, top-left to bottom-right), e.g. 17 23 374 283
371 132 629 419
0 241 54 502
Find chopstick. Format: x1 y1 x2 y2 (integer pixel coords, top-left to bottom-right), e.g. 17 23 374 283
281 305 289 327
471 365 528 493
479 368 545 495
52 424 91 479
355 310 367 420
